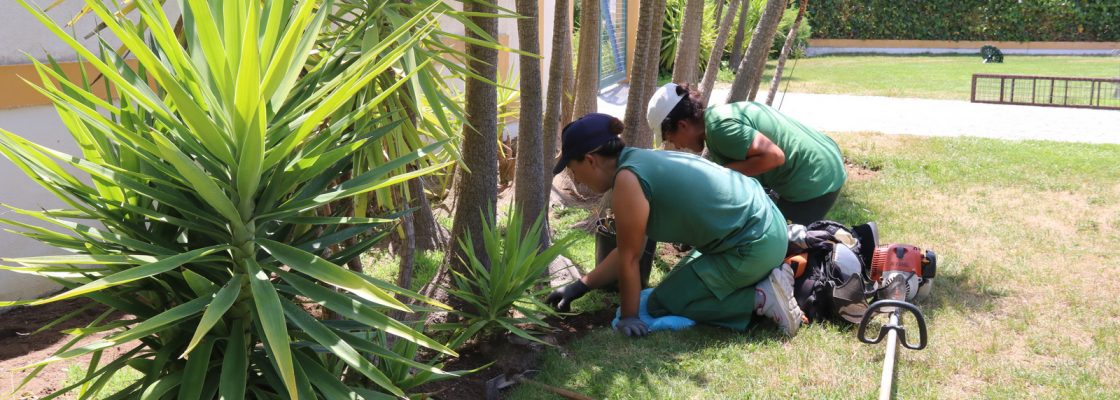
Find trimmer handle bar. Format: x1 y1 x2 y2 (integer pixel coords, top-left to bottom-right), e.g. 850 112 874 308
858 300 928 350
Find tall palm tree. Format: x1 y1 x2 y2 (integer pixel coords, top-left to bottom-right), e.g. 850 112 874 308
514 0 548 243
560 41 576 126
447 0 499 282
624 0 668 148
728 0 752 73
408 176 448 251
700 0 743 104
572 0 601 117
670 0 706 84
646 0 669 84
766 0 809 105
727 0 787 102
713 0 726 35
544 0 572 180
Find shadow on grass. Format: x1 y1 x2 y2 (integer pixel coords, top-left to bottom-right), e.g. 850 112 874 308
826 190 877 227
830 191 1006 316
919 269 1007 316
511 324 793 400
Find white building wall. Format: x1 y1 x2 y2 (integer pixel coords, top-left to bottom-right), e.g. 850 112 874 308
0 106 81 305
0 1 178 307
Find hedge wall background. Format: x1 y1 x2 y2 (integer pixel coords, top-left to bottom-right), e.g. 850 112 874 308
807 0 1119 42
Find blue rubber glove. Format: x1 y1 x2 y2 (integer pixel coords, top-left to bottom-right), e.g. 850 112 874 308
613 288 696 332
615 316 649 337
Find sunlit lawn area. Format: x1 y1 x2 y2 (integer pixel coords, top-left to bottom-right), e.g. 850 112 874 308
707 55 1120 100
506 132 1120 399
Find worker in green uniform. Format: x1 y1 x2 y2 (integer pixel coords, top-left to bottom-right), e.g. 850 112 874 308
545 113 804 337
646 83 847 225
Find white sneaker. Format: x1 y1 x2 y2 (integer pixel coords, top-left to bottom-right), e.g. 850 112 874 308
755 264 806 337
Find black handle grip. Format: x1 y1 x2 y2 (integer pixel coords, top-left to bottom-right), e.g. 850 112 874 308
857 300 928 350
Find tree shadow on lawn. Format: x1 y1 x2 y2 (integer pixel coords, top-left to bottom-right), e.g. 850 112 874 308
829 191 1006 316
510 322 798 399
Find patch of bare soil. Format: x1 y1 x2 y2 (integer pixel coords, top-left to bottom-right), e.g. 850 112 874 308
0 298 130 399
845 160 879 181
414 308 616 400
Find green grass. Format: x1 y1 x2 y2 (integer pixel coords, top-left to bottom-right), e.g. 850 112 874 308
62 364 143 398
510 132 1120 399
696 55 1120 100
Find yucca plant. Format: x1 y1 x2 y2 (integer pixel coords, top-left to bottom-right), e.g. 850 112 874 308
0 0 467 398
440 208 576 348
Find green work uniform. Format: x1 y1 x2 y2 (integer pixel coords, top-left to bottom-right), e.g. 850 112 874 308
616 148 787 331
704 102 846 202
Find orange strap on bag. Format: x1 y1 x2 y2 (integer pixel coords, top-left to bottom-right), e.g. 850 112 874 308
785 253 808 279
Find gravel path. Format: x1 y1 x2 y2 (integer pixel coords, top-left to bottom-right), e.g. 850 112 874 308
597 86 1120 144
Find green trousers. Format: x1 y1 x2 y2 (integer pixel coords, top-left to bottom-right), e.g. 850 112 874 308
646 237 784 331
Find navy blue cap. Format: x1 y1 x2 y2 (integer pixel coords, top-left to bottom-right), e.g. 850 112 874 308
552 113 619 175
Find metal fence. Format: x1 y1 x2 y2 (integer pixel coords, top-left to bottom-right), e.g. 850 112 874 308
598 0 627 89
971 74 1120 110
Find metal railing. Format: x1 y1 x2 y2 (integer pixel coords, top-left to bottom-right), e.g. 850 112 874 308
598 0 627 89
971 74 1120 110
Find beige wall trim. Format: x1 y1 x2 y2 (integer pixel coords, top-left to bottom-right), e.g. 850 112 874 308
624 0 638 84
0 62 68 110
0 60 142 110
809 39 1120 51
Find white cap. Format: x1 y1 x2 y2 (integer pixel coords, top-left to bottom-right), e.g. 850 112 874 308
646 83 685 140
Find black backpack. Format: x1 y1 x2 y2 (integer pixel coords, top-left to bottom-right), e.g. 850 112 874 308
786 221 879 324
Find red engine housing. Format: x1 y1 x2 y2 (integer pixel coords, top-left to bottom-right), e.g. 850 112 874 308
869 244 926 282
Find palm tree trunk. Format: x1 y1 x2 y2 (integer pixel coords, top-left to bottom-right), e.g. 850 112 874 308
728 0 752 71
727 0 786 103
443 0 498 307
543 0 572 234
623 0 668 149
765 0 807 105
644 0 668 146
670 0 706 85
713 0 725 35
390 211 415 323
560 43 576 126
514 0 549 246
544 0 572 166
646 0 668 84
572 0 601 117
700 0 743 104
410 175 447 251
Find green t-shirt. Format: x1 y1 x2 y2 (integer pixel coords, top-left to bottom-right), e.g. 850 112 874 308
704 102 846 202
616 148 786 297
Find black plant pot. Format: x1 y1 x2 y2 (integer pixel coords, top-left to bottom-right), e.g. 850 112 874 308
594 217 655 290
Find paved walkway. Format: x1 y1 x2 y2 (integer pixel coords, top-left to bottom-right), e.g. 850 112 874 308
596 85 1120 144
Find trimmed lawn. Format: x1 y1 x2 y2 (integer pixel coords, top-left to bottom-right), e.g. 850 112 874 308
709 55 1120 100
511 132 1120 399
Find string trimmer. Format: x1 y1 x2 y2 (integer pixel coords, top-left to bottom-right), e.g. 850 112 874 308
859 244 937 400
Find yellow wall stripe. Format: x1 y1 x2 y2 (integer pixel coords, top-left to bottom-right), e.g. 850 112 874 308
0 60 142 110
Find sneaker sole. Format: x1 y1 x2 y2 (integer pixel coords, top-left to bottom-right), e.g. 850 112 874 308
767 268 803 337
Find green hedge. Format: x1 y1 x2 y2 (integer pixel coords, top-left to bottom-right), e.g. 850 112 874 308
808 0 1119 42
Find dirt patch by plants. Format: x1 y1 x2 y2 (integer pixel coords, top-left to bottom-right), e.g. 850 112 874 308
0 298 130 398
414 307 616 399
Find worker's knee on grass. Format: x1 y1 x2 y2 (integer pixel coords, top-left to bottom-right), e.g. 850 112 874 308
646 266 706 318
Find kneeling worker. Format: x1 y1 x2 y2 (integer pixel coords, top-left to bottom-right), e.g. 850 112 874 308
648 83 847 224
545 113 804 337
